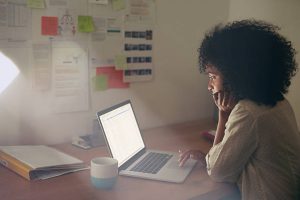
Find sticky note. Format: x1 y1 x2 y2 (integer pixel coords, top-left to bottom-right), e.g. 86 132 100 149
89 0 108 4
112 0 126 11
41 16 58 36
96 66 129 89
94 75 108 91
78 16 95 33
109 70 129 88
27 0 45 9
96 66 115 75
114 55 127 70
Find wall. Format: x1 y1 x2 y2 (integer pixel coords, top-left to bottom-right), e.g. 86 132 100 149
228 0 300 128
0 0 229 145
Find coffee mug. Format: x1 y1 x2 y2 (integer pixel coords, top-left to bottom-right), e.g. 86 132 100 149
90 157 118 189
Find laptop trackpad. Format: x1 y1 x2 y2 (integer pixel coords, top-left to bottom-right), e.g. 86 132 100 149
167 160 195 169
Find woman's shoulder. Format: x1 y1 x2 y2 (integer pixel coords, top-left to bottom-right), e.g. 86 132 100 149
234 99 291 118
234 100 267 115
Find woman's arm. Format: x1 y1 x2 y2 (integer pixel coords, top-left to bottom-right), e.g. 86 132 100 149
213 91 237 146
206 103 258 182
178 91 237 167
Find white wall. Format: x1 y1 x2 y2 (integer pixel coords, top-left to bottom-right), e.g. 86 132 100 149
228 0 300 128
0 0 229 145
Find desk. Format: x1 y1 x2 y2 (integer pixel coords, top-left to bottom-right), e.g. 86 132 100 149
0 120 239 200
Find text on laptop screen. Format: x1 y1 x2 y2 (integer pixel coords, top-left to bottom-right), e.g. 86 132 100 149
99 103 145 167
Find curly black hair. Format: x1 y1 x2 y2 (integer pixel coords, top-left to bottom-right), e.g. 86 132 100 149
198 19 298 106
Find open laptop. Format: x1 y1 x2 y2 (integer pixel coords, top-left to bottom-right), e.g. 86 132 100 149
96 100 197 183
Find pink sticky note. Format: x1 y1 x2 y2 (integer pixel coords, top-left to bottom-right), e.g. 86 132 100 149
96 66 115 75
41 16 58 36
108 70 129 88
96 66 129 89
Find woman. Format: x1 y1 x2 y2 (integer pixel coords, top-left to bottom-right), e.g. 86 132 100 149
179 20 300 199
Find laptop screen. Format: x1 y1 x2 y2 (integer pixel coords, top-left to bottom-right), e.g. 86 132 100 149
98 101 145 167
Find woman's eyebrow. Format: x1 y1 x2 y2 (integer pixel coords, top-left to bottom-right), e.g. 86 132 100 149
205 68 214 73
206 71 217 75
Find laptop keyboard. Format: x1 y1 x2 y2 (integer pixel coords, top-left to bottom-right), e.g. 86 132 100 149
130 152 173 174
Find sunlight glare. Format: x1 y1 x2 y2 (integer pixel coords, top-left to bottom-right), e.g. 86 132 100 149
0 52 20 94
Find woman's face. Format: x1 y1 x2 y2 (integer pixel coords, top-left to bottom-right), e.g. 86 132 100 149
205 65 224 94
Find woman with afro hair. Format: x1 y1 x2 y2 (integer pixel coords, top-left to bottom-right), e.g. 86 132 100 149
179 19 300 199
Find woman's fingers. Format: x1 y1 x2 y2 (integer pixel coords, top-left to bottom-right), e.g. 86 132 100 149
178 150 193 167
178 150 187 167
228 94 237 109
178 150 204 167
223 92 229 106
213 91 236 112
179 155 190 167
218 92 222 106
212 92 218 105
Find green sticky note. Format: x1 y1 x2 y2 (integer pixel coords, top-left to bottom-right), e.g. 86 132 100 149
114 55 127 70
112 0 126 11
78 16 95 33
94 75 108 91
27 0 45 8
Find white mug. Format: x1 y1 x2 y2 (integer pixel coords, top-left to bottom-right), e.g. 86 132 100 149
90 157 118 189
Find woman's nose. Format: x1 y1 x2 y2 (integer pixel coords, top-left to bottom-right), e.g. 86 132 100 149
208 81 213 91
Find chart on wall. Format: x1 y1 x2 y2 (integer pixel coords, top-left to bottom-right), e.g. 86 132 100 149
0 0 32 47
122 26 153 82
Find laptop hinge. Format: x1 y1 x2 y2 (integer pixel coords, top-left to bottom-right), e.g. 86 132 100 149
119 148 146 171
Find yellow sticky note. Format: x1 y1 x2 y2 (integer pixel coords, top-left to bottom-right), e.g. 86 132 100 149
27 0 45 9
112 0 126 11
78 16 95 33
94 75 108 91
114 55 127 70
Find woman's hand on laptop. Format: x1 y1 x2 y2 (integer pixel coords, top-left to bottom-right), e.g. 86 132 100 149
178 149 206 167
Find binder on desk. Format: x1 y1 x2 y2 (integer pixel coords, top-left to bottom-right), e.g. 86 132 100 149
0 145 87 180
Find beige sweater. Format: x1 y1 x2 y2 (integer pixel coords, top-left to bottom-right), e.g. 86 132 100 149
206 99 300 200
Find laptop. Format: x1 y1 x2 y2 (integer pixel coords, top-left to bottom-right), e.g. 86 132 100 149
96 100 197 183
